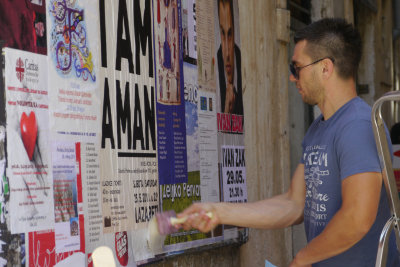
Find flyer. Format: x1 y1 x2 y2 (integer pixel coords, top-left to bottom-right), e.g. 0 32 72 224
81 142 102 251
162 62 206 249
5 48 54 234
155 0 188 186
197 0 216 91
47 0 101 142
99 0 158 235
182 0 197 64
221 145 247 203
52 141 81 253
214 0 246 199
197 0 219 203
214 0 244 121
198 90 219 203
0 126 26 266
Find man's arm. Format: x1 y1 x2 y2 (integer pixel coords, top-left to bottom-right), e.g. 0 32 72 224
179 164 306 232
291 171 382 266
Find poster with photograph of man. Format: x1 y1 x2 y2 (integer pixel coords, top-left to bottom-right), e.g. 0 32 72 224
214 0 243 116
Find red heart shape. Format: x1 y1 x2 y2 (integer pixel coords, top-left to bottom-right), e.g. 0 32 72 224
20 111 38 160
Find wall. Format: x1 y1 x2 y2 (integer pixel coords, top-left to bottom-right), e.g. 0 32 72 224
239 0 292 266
356 0 395 126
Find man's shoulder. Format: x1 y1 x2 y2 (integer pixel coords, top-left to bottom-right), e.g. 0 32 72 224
335 97 372 125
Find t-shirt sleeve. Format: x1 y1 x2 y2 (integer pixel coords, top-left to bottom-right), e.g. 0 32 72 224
300 139 305 164
335 119 381 180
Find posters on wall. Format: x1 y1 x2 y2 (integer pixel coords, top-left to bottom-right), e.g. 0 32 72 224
0 0 247 266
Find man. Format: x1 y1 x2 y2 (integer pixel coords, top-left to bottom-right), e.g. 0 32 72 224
217 0 243 115
178 18 399 266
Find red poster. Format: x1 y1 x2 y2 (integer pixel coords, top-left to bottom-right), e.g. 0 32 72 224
29 230 56 267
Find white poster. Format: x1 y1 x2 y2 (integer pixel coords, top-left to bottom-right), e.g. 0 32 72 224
47 0 101 142
221 145 247 203
198 90 219 202
52 141 80 253
98 0 158 235
5 48 55 233
182 0 197 61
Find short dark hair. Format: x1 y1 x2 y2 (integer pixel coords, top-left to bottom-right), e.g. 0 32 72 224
294 18 362 79
217 0 234 26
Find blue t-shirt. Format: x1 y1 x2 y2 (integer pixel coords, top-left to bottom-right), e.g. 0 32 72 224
301 97 399 266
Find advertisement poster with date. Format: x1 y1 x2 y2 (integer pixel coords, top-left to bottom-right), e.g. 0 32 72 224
221 145 247 203
52 141 81 253
82 143 139 266
155 0 188 187
99 0 159 237
214 0 245 193
81 142 103 251
27 143 85 266
214 0 246 241
47 0 101 142
5 48 54 234
161 62 207 252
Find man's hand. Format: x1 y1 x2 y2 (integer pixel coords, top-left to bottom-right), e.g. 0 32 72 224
224 83 236 113
177 203 220 233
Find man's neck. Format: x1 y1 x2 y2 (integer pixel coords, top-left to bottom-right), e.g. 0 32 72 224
318 78 357 120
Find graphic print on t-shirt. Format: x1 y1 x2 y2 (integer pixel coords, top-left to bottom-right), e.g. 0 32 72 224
303 144 329 228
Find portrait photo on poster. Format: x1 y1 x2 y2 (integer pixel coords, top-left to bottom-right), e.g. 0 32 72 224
215 0 243 116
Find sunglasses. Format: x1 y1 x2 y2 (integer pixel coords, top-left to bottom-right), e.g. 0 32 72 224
290 57 334 80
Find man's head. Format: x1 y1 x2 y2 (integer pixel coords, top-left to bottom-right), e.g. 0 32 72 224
218 0 235 84
294 18 362 80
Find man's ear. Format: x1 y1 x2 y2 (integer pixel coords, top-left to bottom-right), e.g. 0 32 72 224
322 58 334 79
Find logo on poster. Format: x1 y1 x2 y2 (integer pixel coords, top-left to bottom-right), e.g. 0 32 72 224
115 231 128 266
16 57 25 82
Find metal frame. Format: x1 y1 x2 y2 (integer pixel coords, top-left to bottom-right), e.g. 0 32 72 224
372 91 400 267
